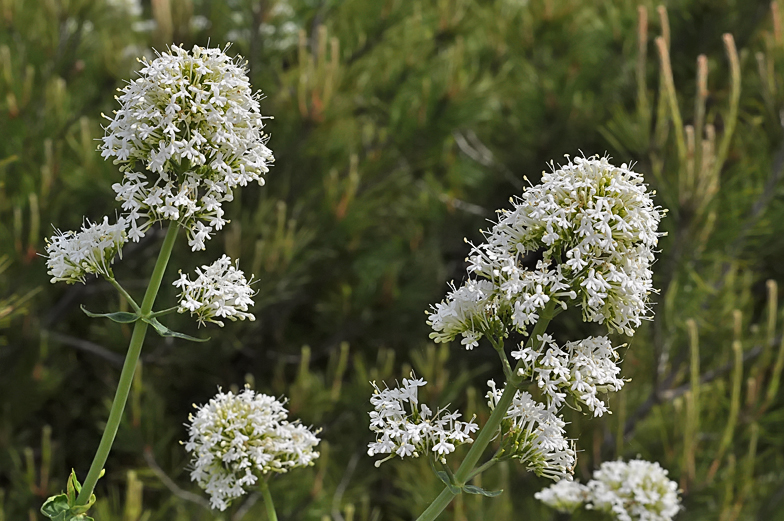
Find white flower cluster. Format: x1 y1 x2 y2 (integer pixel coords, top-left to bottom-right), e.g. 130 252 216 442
427 280 497 349
427 155 663 346
513 334 625 416
537 459 680 521
486 380 575 481
44 217 128 284
185 387 320 511
173 255 255 326
533 479 589 513
102 44 274 251
367 374 478 464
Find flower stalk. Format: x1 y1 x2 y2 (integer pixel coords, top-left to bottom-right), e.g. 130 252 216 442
260 479 278 521
75 224 178 505
416 302 556 521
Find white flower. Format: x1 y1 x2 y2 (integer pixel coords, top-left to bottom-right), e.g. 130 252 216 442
513 335 625 416
427 155 663 346
486 380 576 482
173 255 255 326
427 280 497 349
102 44 274 251
367 373 478 464
184 387 320 511
534 479 590 513
44 217 128 284
586 459 680 521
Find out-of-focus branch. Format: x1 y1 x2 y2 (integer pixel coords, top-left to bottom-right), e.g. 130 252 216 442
143 447 211 511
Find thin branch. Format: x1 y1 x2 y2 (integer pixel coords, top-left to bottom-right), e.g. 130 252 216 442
623 342 768 442
331 452 361 521
453 130 523 190
232 493 260 521
143 447 211 511
47 331 125 367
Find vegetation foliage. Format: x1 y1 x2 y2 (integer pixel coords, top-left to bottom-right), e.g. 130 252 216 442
2 0 784 519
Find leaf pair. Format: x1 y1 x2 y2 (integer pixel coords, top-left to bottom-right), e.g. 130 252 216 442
81 305 208 342
431 457 502 497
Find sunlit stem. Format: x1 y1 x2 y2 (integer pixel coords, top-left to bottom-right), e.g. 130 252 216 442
260 478 278 521
75 224 179 505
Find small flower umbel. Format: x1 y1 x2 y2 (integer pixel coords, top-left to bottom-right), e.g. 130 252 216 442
173 254 255 326
486 380 576 482
367 373 478 465
537 459 681 521
513 334 625 416
103 44 274 250
45 217 128 284
185 387 320 513
533 479 590 514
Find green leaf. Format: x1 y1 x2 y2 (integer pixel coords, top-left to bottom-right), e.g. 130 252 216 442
81 306 139 323
463 484 503 497
42 471 99 521
144 317 209 342
435 471 460 495
41 494 70 521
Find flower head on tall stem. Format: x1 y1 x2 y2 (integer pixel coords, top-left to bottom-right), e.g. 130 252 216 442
185 387 320 511
537 459 681 521
367 373 478 464
513 334 625 416
102 44 274 250
173 254 256 326
44 216 128 284
427 155 663 347
486 380 576 482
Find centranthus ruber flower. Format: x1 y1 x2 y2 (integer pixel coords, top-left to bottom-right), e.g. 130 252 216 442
101 44 274 250
44 216 128 284
513 334 625 416
427 155 664 348
486 380 576 482
537 459 681 521
173 254 255 326
367 373 478 465
185 387 320 511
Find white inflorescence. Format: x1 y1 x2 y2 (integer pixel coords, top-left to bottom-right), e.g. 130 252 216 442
537 459 680 521
185 387 320 511
587 459 680 521
533 479 590 513
427 155 663 346
45 217 128 284
102 44 274 251
513 334 625 416
367 373 478 464
173 254 256 326
486 380 576 481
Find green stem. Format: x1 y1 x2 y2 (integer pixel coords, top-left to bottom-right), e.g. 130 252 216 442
147 306 179 318
75 224 179 506
260 479 278 521
107 277 140 313
415 300 557 521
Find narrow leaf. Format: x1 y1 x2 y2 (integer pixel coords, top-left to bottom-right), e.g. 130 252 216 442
144 317 209 342
463 484 503 497
80 306 139 323
435 471 460 494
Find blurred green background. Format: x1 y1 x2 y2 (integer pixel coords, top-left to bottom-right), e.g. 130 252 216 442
2 0 784 519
